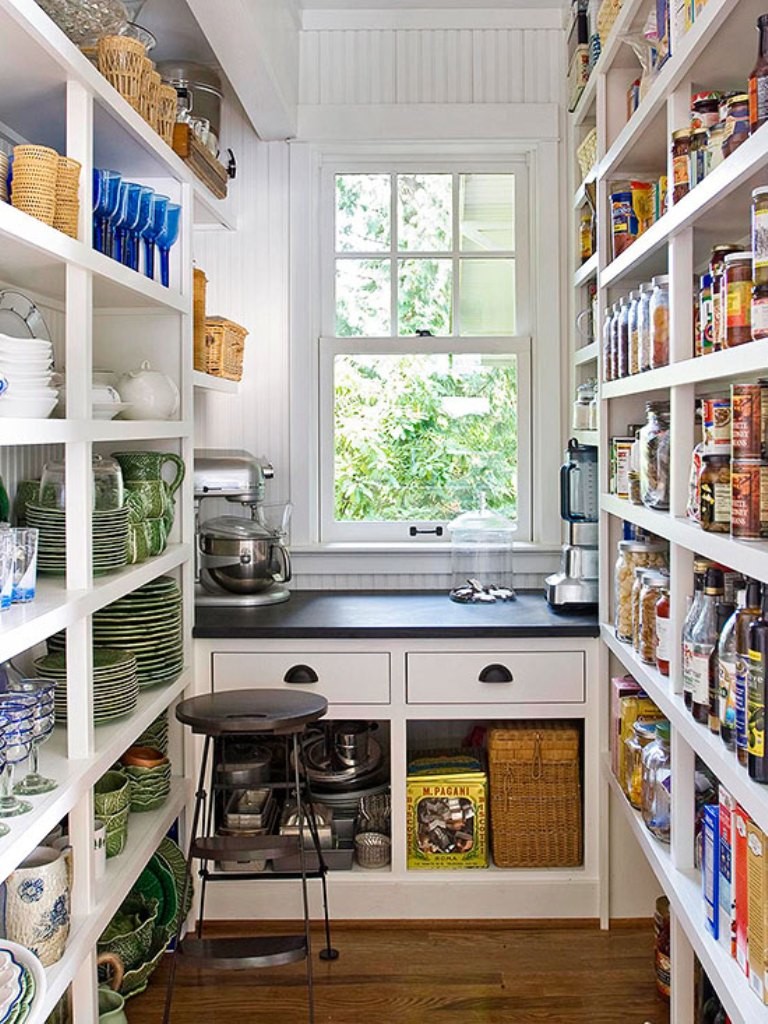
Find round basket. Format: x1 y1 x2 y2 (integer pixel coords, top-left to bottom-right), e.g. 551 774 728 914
141 67 161 128
98 35 146 111
11 144 58 223
354 831 391 869
157 84 177 146
53 155 81 237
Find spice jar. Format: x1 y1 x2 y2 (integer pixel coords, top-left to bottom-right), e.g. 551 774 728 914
639 401 671 509
614 538 668 642
671 129 691 204
617 296 630 378
639 570 669 664
692 91 721 130
700 453 731 533
628 289 641 375
641 719 671 843
724 251 753 348
752 186 768 288
656 588 670 676
710 244 741 350
649 275 670 368
638 283 652 371
690 128 708 188
723 94 750 158
625 719 657 808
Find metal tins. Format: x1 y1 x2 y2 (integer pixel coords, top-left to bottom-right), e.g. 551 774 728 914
701 395 731 450
732 382 768 460
731 460 768 539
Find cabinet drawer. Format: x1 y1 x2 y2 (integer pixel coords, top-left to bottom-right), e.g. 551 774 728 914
406 651 584 704
211 652 391 704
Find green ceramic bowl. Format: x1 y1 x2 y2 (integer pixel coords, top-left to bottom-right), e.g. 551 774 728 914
98 893 159 972
94 770 131 816
102 805 130 858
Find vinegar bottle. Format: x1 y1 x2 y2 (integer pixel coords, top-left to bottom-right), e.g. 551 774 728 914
736 580 763 767
748 585 768 784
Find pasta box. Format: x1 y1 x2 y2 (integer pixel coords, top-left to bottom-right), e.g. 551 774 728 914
406 752 488 869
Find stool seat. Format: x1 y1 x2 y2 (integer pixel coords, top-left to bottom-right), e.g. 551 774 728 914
175 688 328 736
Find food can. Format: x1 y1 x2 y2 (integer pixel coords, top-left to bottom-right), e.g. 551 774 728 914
732 382 768 460
612 438 634 499
731 460 768 539
701 395 731 449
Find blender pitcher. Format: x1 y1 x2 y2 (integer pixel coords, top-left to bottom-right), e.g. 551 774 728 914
447 493 517 603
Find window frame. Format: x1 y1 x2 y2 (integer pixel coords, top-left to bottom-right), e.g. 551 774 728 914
318 156 533 543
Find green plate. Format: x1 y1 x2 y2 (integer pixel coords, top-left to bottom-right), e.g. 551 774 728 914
156 836 193 927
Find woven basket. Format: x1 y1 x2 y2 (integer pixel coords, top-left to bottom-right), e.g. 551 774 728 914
53 155 81 238
577 127 598 182
98 35 145 112
157 84 178 146
488 721 582 868
11 144 58 224
193 268 208 371
200 317 248 381
140 67 161 128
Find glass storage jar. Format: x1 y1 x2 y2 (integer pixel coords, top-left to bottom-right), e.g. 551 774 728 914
631 565 647 652
700 453 731 533
614 538 668 642
649 275 670 368
628 290 641 375
723 94 750 158
671 129 691 204
625 719 657 809
724 251 754 348
639 570 669 664
638 283 653 371
602 307 614 382
447 494 517 602
752 186 768 288
639 401 671 509
710 244 741 351
642 719 671 843
617 297 630 378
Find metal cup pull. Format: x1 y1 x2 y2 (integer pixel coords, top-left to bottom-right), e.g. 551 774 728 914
478 663 513 683
283 664 319 685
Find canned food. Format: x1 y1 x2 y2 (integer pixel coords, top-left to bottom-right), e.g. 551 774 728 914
701 395 731 450
731 460 768 539
732 382 768 459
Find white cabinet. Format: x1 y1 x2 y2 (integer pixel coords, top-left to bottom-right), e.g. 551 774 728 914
211 651 391 704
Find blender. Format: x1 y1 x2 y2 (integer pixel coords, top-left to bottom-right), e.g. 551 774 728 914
545 439 599 611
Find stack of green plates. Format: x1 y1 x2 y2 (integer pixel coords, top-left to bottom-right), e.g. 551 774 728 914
135 710 169 754
26 504 129 576
48 576 184 689
33 648 139 724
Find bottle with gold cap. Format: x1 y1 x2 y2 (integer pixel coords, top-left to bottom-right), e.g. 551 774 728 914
736 579 763 767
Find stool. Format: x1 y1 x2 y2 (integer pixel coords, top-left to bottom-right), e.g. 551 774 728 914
162 689 339 1024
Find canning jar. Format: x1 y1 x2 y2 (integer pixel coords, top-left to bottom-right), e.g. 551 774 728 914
639 401 671 509
723 94 750 158
649 275 670 368
706 123 726 174
698 272 713 356
752 186 768 288
617 297 630 378
710 244 741 350
614 538 668 642
638 283 653 371
753 284 768 340
671 129 691 204
641 719 671 843
628 289 641 374
724 251 754 348
690 128 708 187
692 91 721 130
631 565 647 651
639 571 669 664
656 588 670 676
700 453 731 533
602 307 614 382
625 719 657 808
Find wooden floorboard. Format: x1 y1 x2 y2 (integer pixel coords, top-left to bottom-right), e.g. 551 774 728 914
128 923 670 1024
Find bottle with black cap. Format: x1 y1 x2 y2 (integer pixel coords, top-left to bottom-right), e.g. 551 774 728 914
736 579 763 766
689 566 724 727
748 582 768 784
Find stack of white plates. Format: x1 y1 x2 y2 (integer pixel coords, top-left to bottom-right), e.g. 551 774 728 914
0 941 46 1024
0 333 57 419
33 648 139 725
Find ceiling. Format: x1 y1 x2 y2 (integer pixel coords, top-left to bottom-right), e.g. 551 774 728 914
298 1 568 6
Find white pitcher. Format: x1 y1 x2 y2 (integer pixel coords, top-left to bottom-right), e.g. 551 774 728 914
4 844 71 966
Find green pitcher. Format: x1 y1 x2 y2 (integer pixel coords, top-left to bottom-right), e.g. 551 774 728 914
112 452 185 537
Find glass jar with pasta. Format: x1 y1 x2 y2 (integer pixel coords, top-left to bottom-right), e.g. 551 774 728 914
614 538 669 642
639 401 671 509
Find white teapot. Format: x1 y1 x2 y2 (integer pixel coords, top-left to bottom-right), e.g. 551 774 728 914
117 361 179 420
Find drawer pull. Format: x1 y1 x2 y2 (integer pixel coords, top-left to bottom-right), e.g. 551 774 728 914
478 663 513 683
283 664 319 685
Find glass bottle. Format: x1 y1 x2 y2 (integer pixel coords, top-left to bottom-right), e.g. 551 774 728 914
689 567 724 726
710 599 735 733
718 586 745 750
625 719 657 809
639 571 668 665
639 401 670 509
642 719 671 843
649 275 670 368
610 303 621 382
656 587 670 676
682 559 712 710
736 579 763 767
602 307 614 383
748 584 768 784
749 14 768 133
617 297 630 379
628 290 641 375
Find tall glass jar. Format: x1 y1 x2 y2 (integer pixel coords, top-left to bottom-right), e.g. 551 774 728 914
710 244 741 351
610 303 621 382
628 289 641 375
724 251 754 348
639 402 671 509
614 538 669 642
650 275 670 368
638 283 653 371
639 570 669 664
642 719 671 843
625 719 657 808
631 565 647 652
617 297 630 378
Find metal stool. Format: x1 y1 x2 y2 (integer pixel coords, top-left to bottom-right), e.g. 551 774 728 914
162 689 339 1024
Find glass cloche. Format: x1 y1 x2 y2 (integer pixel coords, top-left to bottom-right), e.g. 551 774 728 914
447 493 517 603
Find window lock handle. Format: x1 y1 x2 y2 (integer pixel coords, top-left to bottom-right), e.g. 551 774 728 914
409 526 444 537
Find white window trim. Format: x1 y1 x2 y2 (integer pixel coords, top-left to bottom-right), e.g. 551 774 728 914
288 139 564 570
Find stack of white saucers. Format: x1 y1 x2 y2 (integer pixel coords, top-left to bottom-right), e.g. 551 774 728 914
0 333 57 418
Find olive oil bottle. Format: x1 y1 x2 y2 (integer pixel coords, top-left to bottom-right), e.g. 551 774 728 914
690 568 724 727
747 584 768 784
736 580 763 767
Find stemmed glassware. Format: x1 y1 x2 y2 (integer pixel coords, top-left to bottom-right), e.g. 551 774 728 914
0 695 36 818
128 186 155 272
142 192 168 280
0 724 8 837
156 202 181 288
9 679 57 795
112 181 142 265
93 169 122 256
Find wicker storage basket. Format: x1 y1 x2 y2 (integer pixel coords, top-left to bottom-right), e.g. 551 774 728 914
576 127 598 182
141 67 161 129
98 35 146 112
488 721 582 868
157 84 178 146
201 316 248 381
193 268 208 371
53 155 81 238
11 144 58 225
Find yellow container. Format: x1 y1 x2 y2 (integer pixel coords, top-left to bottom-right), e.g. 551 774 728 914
406 756 487 869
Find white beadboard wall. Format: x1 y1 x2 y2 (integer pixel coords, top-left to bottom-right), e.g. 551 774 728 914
299 28 563 107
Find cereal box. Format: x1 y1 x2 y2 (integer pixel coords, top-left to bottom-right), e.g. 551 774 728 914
702 804 719 940
748 820 768 1002
734 803 750 976
718 787 736 955
406 752 487 869
614 685 664 793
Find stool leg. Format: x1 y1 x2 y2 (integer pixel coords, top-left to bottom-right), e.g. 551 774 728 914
162 735 211 1024
302 779 338 961
292 732 315 1024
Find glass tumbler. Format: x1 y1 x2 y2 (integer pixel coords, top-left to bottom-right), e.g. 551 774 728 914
11 527 39 603
9 679 57 795
0 528 13 610
0 695 36 817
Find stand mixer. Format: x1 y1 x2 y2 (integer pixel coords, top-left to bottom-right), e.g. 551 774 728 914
194 449 292 607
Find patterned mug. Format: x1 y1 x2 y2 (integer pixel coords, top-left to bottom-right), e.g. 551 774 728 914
4 844 71 966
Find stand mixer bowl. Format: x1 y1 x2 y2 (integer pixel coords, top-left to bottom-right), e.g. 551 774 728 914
198 515 291 596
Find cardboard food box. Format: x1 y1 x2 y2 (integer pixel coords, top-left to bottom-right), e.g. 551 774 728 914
734 803 750 976
406 752 488 870
615 688 664 793
718 787 736 956
702 804 719 940
611 675 642 778
748 820 768 1002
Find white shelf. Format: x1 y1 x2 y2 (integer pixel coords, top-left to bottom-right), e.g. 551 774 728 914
41 777 190 1020
192 371 240 394
573 253 598 288
0 419 193 446
604 759 766 1024
602 624 768 837
574 342 598 366
571 0 646 127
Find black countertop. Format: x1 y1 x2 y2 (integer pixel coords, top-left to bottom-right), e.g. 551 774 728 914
194 591 599 640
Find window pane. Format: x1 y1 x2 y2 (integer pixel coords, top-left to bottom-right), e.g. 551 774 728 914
335 174 390 252
397 174 452 251
460 174 515 252
459 259 515 335
333 353 518 522
398 259 452 336
336 260 391 336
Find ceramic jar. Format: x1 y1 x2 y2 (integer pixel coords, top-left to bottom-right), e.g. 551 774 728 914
111 451 185 546
5 845 71 966
115 362 179 420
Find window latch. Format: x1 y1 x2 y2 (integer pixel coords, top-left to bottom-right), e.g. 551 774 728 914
409 526 444 537
415 330 433 337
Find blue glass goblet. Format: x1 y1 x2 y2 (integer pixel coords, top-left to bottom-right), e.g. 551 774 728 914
93 169 122 256
155 202 181 288
0 696 35 817
112 182 142 265
141 193 168 280
128 186 155 272
9 679 56 795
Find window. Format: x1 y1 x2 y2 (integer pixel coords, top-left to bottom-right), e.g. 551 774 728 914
316 159 532 544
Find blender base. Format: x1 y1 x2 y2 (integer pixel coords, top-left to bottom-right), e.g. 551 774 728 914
194 583 291 607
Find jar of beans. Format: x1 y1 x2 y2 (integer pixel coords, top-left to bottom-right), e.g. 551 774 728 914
614 538 669 642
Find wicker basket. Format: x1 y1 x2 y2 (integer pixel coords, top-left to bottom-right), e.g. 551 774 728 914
11 144 59 225
98 35 146 112
141 67 161 129
193 268 208 371
157 84 178 146
577 127 598 182
488 721 582 868
201 316 248 381
53 155 81 238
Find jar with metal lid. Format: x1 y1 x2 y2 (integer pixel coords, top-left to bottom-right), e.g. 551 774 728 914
706 122 726 174
614 538 668 642
649 276 670 368
572 381 594 430
579 207 594 264
723 94 750 158
625 719 657 808
671 129 691 204
752 186 768 288
638 284 653 371
602 307 614 382
628 289 641 375
691 91 721 130
617 296 630 378
698 272 713 356
631 564 648 651
700 453 731 533
690 128 709 187
656 588 670 676
639 570 669 664
642 719 671 843
639 401 671 509
710 244 741 350
724 251 754 348
753 284 768 340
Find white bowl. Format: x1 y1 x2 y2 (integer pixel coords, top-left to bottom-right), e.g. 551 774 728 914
0 338 51 353
3 372 52 384
6 385 58 397
0 394 58 418
0 357 52 371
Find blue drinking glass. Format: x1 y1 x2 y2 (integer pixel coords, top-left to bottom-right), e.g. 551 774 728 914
142 193 168 280
128 186 155 272
93 169 122 256
113 182 142 265
155 202 181 288
91 169 102 250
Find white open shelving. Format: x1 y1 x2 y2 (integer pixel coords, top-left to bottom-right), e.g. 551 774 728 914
191 370 240 394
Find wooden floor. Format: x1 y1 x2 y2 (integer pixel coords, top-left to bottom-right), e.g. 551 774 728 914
128 922 671 1024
